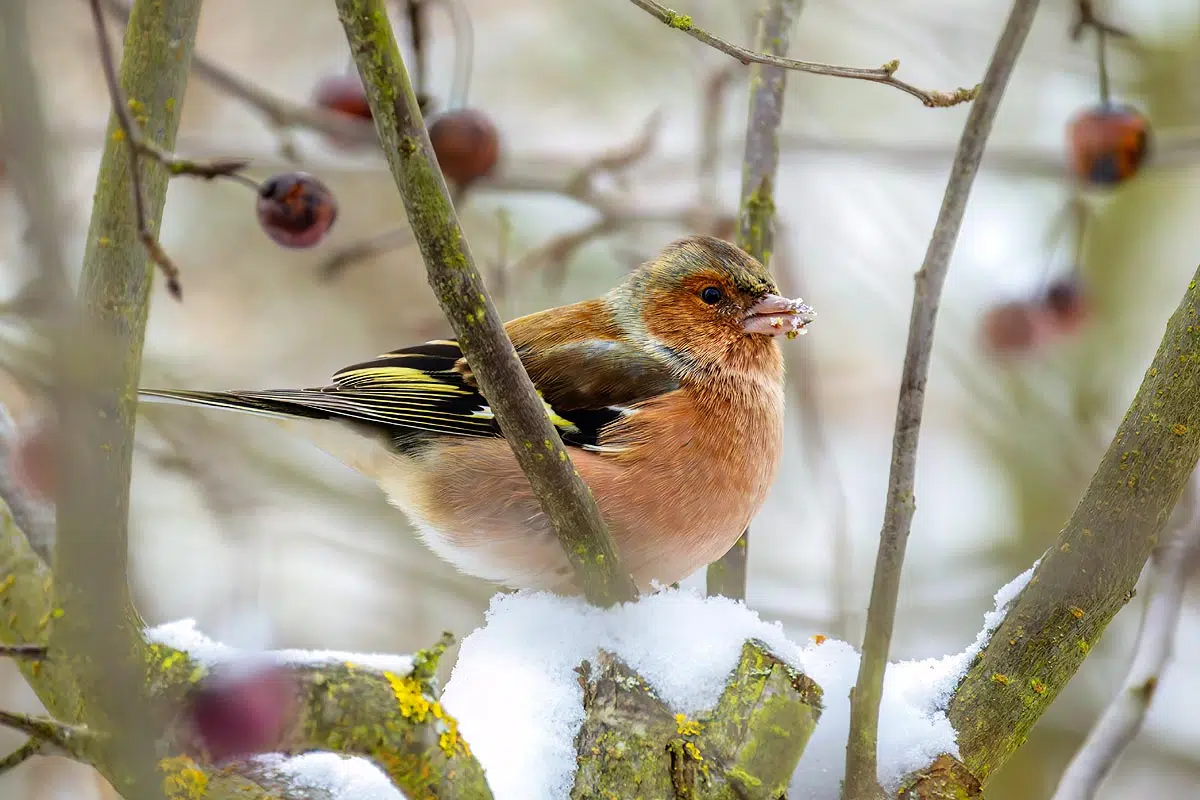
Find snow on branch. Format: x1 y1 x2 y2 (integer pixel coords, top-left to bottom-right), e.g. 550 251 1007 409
438 573 1033 799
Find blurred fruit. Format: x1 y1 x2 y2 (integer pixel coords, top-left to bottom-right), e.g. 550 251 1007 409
1067 103 1150 186
9 419 55 502
982 278 1094 357
184 663 298 763
313 74 372 121
428 108 500 186
256 172 338 249
982 301 1039 355
1043 276 1092 333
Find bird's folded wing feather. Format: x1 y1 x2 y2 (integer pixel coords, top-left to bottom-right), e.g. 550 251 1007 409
206 332 681 449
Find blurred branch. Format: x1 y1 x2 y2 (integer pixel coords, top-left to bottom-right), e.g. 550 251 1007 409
0 490 492 797
946 263 1200 783
334 0 638 606
1050 471 1200 800
843 1 1041 796
774 231 854 640
625 0 978 107
99 0 377 155
44 1 205 797
318 227 413 281
706 0 798 601
0 711 93 762
0 739 42 774
1069 0 1133 42
0 409 56 565
320 111 673 281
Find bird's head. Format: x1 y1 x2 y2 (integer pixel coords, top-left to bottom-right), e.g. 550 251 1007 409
613 235 815 371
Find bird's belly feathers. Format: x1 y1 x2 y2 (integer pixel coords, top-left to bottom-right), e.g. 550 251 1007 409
359 382 786 593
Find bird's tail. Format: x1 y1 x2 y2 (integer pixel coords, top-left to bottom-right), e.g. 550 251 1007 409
137 388 333 422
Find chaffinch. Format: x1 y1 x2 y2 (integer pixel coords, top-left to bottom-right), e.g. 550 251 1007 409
139 235 815 593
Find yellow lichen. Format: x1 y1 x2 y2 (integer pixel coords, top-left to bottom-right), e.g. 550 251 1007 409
990 672 1011 685
1068 606 1085 619
432 700 471 758
675 712 703 737
385 671 432 722
159 755 208 800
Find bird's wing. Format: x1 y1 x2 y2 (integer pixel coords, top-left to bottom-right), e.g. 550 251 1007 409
142 330 681 449
323 335 681 448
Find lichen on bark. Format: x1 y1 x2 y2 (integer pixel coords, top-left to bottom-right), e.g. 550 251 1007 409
572 640 822 797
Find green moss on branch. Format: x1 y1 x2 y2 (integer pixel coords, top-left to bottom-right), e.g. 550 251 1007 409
947 265 1200 783
49 1 202 795
572 640 821 796
333 0 636 606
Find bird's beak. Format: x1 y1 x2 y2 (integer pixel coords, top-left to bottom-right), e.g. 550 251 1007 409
742 293 817 337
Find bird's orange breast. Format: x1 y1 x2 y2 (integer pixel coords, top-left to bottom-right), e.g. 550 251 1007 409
374 356 786 593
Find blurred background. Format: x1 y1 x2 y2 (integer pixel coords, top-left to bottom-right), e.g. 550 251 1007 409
2 0 1199 796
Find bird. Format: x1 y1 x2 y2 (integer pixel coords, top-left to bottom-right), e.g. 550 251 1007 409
139 235 816 594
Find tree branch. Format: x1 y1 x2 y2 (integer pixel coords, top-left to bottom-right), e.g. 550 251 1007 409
0 711 94 763
333 0 637 606
572 641 822 797
48 0 203 796
1051 471 1200 800
624 0 978 107
843 1 1041 796
705 0 799 601
945 262 1200 783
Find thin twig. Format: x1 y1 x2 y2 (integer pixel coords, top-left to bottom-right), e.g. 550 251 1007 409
1050 473 1200 800
1069 0 1133 42
0 712 88 758
318 227 415 280
705 0 799 600
0 739 42 774
625 0 978 107
842 2 1041 796
564 111 662 196
335 0 637 606
88 0 183 300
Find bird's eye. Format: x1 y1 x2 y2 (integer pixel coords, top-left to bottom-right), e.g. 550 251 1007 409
700 286 723 305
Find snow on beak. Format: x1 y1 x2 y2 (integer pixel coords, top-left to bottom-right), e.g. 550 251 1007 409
742 293 817 338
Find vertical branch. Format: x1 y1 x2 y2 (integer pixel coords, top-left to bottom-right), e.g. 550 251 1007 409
333 0 637 606
705 0 800 601
48 0 202 794
842 1 1041 796
945 264 1200 782
1051 472 1200 800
